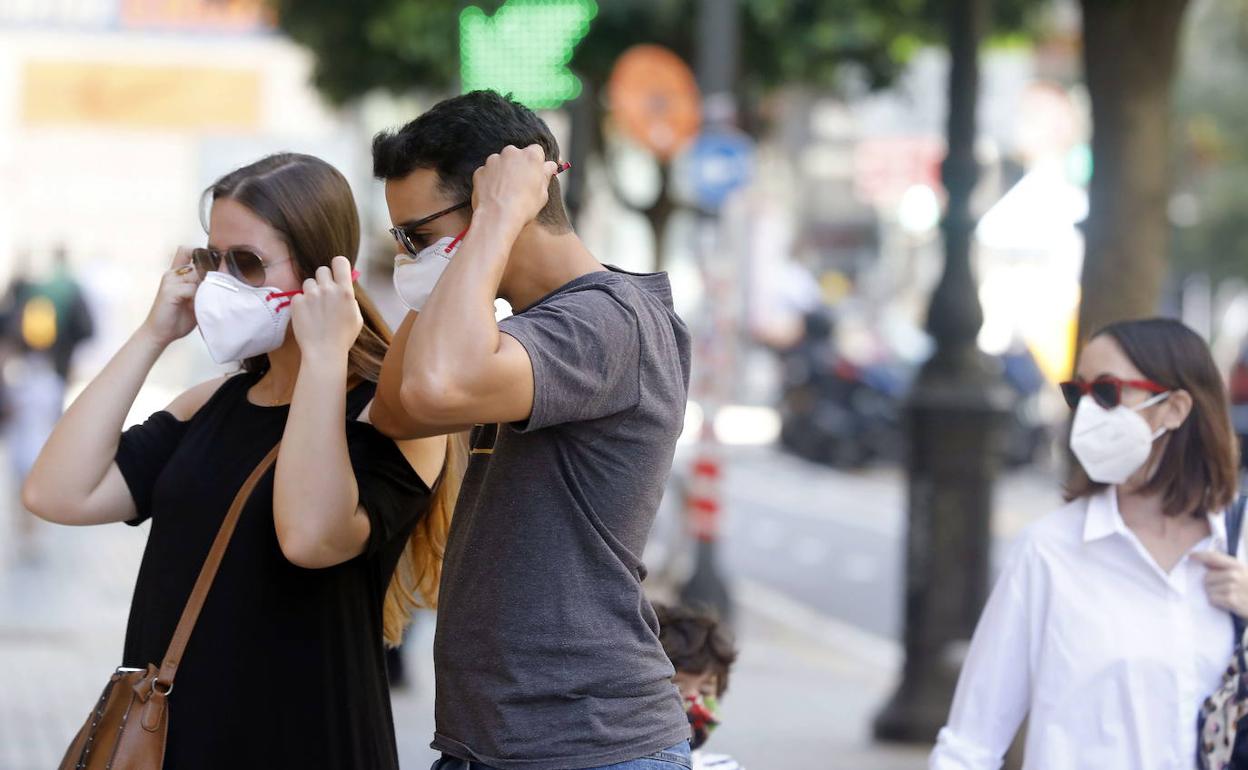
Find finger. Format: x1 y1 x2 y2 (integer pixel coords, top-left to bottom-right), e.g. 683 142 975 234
286 295 304 326
331 256 353 289
173 264 201 286
543 160 561 178
171 246 193 270
169 283 198 301
1194 550 1240 569
1211 581 1236 598
1208 577 1235 593
1206 566 1239 581
303 277 318 295
315 265 333 286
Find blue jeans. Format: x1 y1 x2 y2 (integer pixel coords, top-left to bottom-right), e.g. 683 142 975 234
430 742 693 770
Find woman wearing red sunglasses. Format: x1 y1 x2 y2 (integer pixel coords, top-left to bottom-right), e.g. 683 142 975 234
932 317 1244 770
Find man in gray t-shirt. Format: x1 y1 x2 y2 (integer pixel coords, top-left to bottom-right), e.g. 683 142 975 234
371 92 693 769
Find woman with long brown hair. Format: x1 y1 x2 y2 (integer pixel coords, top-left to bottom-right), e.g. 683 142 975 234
23 153 463 769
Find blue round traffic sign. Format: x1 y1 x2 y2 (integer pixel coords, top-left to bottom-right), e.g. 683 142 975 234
684 129 755 210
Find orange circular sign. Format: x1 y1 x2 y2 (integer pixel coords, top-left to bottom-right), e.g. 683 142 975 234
607 45 701 161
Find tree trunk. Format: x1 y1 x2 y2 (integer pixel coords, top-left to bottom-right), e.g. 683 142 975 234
1078 0 1190 344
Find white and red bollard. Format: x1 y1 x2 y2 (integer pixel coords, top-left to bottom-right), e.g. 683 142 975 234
679 415 733 625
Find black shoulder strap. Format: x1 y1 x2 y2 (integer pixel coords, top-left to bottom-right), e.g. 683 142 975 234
1228 494 1247 559
1225 495 1248 698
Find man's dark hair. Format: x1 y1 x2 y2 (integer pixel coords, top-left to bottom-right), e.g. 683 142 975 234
372 90 570 232
654 603 737 698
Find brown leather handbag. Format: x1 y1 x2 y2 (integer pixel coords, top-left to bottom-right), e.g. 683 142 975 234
59 445 280 770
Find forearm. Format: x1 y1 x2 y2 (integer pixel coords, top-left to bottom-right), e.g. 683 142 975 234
274 355 365 566
373 311 428 438
24 328 164 513
931 578 1031 769
404 212 518 397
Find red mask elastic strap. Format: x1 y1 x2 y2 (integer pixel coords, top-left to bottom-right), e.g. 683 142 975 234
267 269 360 311
446 228 470 253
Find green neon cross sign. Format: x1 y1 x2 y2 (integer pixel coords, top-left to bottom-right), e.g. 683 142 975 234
460 0 597 109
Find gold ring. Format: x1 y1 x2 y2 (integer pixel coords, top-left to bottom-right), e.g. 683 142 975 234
174 265 195 276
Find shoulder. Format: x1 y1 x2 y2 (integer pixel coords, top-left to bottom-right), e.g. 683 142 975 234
1021 497 1089 544
353 400 444 490
501 278 640 349
516 275 637 320
1006 496 1090 569
163 374 236 421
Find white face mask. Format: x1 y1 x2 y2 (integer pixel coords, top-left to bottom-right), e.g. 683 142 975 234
194 271 299 364
1069 390 1170 485
393 233 463 312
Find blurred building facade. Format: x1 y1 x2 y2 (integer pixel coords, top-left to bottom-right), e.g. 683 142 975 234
0 0 372 408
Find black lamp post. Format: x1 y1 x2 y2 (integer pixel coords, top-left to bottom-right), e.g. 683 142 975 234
873 0 1011 742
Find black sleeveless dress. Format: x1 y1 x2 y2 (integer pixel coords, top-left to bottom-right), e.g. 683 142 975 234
114 370 430 769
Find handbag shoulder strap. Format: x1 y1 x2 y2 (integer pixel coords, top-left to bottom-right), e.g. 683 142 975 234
1227 494 1247 559
154 444 281 690
1222 494 1248 700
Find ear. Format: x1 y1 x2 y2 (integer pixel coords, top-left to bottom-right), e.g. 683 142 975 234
1161 389 1193 431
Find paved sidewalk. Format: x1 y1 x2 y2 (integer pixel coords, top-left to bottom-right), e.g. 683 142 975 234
0 443 938 770
644 581 930 770
0 522 931 770
0 516 148 770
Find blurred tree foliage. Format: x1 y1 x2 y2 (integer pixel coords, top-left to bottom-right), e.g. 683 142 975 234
271 0 1043 113
271 0 1044 264
1170 0 1248 281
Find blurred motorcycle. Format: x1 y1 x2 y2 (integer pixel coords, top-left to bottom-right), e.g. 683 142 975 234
778 309 1050 468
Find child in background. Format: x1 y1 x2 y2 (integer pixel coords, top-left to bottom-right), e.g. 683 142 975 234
654 603 744 770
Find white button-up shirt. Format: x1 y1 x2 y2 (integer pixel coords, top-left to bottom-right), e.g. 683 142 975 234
930 488 1239 770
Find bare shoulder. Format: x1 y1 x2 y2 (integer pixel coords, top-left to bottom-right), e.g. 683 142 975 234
164 375 232 421
396 434 449 490
358 399 447 488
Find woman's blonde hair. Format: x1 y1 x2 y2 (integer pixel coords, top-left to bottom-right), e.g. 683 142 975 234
382 429 469 646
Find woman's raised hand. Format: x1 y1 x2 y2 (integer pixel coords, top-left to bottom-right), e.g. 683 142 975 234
290 256 363 363
140 247 201 347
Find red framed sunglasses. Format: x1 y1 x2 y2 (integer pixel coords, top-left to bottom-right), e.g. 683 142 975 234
1059 377 1168 410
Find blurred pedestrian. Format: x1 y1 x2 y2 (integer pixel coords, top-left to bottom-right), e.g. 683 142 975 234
369 91 694 770
931 318 1243 770
0 247 92 560
31 245 95 382
654 603 744 770
23 154 462 769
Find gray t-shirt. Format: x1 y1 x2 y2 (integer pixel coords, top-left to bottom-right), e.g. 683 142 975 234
431 268 693 769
